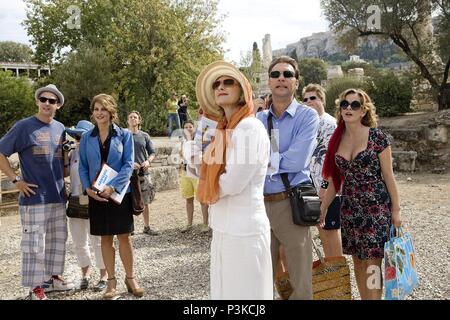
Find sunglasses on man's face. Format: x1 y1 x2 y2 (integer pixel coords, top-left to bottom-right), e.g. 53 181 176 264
303 96 317 103
269 70 295 79
340 100 362 111
212 78 236 90
38 97 58 105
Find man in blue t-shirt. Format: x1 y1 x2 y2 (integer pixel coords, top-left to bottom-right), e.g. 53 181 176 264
0 84 74 300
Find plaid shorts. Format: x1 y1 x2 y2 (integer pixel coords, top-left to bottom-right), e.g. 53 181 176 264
19 203 67 288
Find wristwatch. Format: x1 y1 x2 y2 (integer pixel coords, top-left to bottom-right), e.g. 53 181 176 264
12 176 22 184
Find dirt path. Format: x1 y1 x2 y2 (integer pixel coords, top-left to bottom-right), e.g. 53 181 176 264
0 172 449 300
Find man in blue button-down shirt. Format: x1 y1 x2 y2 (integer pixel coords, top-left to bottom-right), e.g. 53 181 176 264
257 56 319 300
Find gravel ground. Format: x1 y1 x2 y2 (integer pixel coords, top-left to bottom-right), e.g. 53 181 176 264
0 172 449 300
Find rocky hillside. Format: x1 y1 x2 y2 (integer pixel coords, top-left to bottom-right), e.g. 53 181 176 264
273 16 444 63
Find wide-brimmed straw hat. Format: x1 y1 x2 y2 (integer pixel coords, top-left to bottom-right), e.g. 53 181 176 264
196 61 250 118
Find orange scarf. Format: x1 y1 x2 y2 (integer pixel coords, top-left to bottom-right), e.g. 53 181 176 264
196 80 254 204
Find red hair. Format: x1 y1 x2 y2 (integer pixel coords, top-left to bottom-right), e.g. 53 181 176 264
322 119 345 191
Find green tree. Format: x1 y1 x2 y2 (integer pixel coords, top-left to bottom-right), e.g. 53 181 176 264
368 71 413 116
108 0 224 135
24 0 225 135
0 71 36 136
24 0 117 65
50 43 115 126
298 58 327 85
240 42 263 91
0 41 33 62
321 0 450 110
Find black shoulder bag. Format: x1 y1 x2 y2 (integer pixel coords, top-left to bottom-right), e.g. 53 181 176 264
267 113 321 226
130 169 145 216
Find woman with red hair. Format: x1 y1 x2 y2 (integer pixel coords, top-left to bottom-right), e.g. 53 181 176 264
320 88 402 300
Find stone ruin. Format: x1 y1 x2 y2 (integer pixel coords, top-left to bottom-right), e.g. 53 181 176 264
380 110 450 173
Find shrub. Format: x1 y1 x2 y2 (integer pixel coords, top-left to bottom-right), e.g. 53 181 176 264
368 71 412 117
0 71 36 137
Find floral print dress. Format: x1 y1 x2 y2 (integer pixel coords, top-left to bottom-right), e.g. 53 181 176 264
336 128 392 259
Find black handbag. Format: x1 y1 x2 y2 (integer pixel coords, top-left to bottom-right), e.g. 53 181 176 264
130 169 145 216
323 196 341 230
267 113 321 226
280 174 321 226
66 196 89 219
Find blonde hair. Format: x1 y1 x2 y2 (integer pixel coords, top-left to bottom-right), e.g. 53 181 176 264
335 88 377 128
302 83 326 106
90 94 119 124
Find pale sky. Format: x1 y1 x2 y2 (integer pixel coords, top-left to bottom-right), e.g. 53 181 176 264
0 0 330 63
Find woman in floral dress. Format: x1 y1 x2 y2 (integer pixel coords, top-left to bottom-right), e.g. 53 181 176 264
320 88 402 300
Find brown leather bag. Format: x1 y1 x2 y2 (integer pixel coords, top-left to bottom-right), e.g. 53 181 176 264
130 169 145 216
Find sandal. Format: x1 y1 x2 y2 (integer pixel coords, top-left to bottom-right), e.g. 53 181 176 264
103 277 118 300
124 276 144 298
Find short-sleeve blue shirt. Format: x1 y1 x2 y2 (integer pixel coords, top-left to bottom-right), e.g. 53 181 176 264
0 116 66 205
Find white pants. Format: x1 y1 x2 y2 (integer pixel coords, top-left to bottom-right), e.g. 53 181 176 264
210 230 273 300
68 218 104 270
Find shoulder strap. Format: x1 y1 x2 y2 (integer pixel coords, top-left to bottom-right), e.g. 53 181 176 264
268 112 290 192
280 172 291 193
267 112 279 153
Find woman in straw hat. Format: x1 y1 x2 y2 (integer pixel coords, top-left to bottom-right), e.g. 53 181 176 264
196 61 272 299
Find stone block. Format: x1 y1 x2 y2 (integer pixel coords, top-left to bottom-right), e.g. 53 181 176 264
384 128 421 142
426 125 447 143
392 151 417 172
148 166 179 191
155 146 177 156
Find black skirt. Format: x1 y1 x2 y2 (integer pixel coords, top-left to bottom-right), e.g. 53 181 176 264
89 192 134 236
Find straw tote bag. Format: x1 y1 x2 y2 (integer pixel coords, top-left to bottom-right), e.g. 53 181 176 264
312 238 352 300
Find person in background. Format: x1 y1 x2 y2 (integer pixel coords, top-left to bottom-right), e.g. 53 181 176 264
127 111 158 236
321 88 402 300
178 94 189 126
253 95 267 114
0 84 74 300
65 120 108 292
79 94 144 299
303 84 342 257
179 120 209 233
166 92 181 137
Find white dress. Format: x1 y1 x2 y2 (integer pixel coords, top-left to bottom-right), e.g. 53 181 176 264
209 117 273 300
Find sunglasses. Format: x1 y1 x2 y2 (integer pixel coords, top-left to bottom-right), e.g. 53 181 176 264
38 97 58 105
303 96 317 103
269 70 295 79
340 100 362 111
212 78 236 90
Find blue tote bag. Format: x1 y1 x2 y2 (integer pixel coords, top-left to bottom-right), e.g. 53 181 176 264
384 226 419 300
